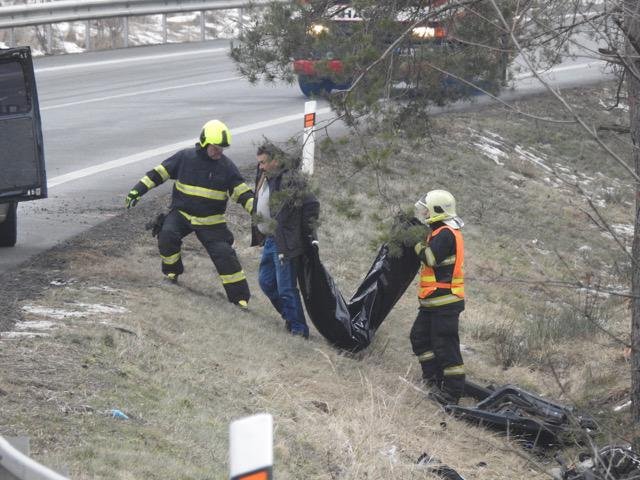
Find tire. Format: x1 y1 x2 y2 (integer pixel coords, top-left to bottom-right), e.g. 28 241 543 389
297 75 333 98
0 202 17 247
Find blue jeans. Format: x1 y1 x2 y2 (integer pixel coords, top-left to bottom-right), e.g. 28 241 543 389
258 236 308 336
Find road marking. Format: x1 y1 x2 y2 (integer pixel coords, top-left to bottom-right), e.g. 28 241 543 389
35 47 228 73
48 107 333 188
41 76 244 110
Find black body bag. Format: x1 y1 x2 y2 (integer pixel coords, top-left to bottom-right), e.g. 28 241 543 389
298 218 422 352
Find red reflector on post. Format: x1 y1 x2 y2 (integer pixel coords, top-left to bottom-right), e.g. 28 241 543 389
237 470 269 480
304 112 316 128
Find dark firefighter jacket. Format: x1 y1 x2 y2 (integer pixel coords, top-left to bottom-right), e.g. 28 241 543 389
132 146 254 227
250 167 319 259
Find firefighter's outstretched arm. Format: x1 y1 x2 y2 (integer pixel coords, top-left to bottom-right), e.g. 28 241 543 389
125 163 173 209
229 175 254 214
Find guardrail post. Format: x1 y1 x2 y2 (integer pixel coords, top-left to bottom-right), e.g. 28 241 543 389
85 20 91 50
238 8 244 35
200 10 205 41
45 24 52 54
123 17 129 48
162 13 167 43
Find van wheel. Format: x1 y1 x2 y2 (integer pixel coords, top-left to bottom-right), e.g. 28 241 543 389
0 202 17 247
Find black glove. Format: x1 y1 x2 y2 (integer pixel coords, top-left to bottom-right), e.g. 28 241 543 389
125 189 140 209
145 213 166 238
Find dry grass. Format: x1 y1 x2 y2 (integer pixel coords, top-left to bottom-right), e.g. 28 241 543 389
0 81 636 478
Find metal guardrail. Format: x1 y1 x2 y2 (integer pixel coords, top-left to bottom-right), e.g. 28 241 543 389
0 0 278 29
0 436 68 480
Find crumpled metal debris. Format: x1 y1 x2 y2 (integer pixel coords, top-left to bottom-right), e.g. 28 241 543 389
554 445 640 480
445 381 597 447
417 452 466 480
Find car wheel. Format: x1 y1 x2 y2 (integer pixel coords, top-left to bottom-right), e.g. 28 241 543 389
0 202 17 247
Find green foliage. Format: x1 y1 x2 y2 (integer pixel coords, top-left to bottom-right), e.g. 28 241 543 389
231 0 517 131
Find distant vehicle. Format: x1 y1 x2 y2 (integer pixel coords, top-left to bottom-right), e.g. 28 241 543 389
0 46 47 247
292 0 508 98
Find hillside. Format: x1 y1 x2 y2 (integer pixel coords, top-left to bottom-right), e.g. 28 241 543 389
0 80 634 479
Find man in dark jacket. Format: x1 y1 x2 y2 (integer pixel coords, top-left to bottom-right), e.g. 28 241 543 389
251 143 319 338
125 119 254 308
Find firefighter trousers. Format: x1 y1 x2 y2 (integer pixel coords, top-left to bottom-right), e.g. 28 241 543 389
157 209 250 303
410 309 465 399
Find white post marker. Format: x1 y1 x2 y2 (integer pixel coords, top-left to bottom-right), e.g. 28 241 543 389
229 413 273 480
302 100 317 175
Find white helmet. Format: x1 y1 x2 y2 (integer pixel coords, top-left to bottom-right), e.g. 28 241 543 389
414 189 464 228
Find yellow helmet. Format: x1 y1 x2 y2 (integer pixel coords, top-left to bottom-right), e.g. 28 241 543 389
415 189 463 227
199 120 231 148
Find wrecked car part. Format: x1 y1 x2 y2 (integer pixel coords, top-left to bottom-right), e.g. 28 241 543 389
557 445 640 480
417 452 466 480
445 382 597 447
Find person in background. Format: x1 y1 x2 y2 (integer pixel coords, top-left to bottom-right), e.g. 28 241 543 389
125 119 254 309
411 189 465 405
251 142 319 338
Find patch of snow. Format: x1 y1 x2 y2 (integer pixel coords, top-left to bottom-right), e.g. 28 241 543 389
1 331 50 339
75 303 128 314
88 285 122 293
167 14 198 23
611 223 634 237
62 41 84 53
22 303 128 320
129 30 165 45
15 320 57 331
474 141 507 165
514 145 552 172
599 98 630 112
0 41 7 49
23 306 87 319
614 400 631 412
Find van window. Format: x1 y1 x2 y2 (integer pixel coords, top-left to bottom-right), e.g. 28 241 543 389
0 60 31 115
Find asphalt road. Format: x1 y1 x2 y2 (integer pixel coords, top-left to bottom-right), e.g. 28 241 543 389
0 39 615 273
1 40 334 272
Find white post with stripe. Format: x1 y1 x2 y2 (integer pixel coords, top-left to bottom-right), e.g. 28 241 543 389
301 100 316 175
229 413 273 480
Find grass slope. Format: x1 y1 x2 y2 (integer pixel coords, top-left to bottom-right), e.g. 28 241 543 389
0 81 634 478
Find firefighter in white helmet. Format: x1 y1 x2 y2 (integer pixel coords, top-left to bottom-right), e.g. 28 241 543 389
411 189 465 405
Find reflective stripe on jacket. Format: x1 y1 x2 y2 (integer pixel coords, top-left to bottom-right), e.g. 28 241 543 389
418 226 464 307
132 146 254 226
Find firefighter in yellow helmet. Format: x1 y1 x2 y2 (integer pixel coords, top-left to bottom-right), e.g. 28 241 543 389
125 120 254 308
411 189 465 405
